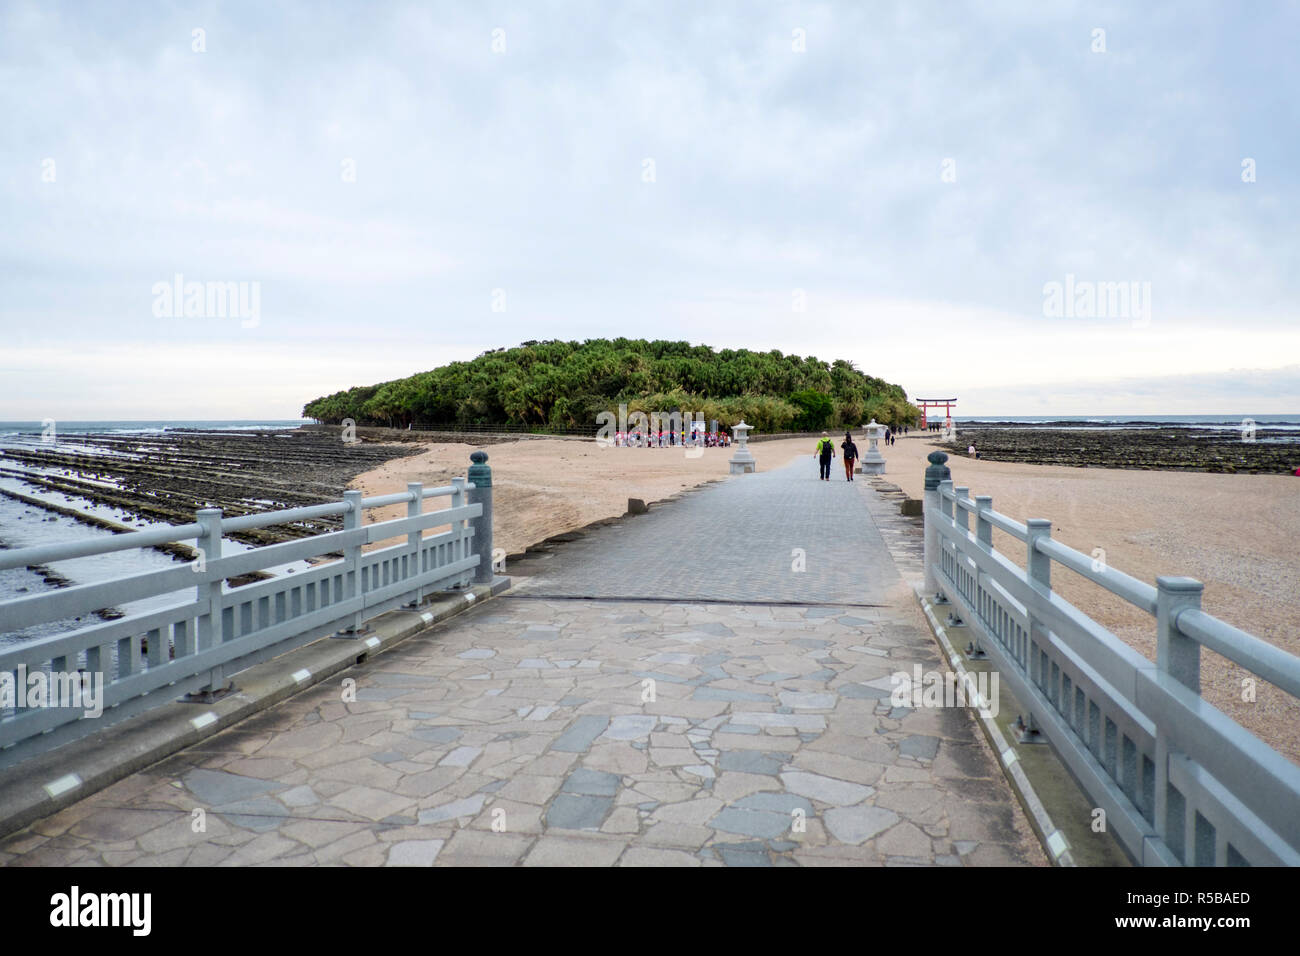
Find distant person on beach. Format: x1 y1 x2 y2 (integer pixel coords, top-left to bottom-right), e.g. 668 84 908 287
815 432 835 481
968 443 980 460
841 431 859 481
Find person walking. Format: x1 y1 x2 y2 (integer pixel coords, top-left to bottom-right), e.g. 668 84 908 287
840 431 859 481
814 431 835 481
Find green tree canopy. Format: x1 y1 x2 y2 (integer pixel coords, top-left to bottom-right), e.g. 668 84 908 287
787 389 834 431
302 339 920 432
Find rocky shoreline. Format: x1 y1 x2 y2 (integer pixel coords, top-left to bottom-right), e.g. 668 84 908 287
940 427 1298 474
0 427 421 550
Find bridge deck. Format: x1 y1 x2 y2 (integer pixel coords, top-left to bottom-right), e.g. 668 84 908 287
0 458 1046 867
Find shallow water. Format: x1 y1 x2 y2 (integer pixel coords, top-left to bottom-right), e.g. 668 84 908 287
0 464 314 645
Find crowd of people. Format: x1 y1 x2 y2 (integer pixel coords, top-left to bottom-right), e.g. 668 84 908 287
609 429 731 448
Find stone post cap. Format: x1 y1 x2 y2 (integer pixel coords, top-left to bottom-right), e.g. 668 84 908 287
468 450 492 486
924 451 951 491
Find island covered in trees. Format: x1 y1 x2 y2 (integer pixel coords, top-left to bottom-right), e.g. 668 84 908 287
302 339 920 433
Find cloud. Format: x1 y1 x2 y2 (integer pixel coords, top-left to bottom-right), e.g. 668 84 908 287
954 366 1300 416
1 1 1297 418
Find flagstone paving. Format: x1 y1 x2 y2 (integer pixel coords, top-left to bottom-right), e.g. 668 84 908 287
0 459 1047 867
510 452 904 604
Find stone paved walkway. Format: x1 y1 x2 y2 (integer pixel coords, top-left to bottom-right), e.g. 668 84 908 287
511 457 903 604
0 459 1047 867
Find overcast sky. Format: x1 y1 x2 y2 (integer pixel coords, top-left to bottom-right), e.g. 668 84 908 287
2 1 1297 419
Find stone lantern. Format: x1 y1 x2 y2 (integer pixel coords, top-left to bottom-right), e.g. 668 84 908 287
860 419 887 475
729 421 756 474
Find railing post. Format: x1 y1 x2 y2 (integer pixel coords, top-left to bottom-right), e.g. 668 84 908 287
935 477 954 604
195 508 227 697
922 452 950 600
1026 518 1052 590
1156 576 1203 694
342 489 365 634
406 481 424 608
974 495 993 550
450 476 467 584
962 495 994 658
467 451 494 586
1154 575 1203 862
944 484 969 627
1019 518 1054 743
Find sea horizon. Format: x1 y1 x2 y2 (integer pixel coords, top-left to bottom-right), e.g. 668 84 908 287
2 413 1300 438
0 419 313 437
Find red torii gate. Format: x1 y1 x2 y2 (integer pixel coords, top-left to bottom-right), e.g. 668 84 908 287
915 398 957 430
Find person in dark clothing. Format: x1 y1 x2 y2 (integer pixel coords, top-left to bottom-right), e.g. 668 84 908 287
840 432 858 481
814 432 835 480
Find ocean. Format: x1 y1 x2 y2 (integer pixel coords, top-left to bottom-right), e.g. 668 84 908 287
0 419 312 440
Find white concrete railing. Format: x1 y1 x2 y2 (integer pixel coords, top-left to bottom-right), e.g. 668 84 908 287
0 464 495 770
921 452 1300 866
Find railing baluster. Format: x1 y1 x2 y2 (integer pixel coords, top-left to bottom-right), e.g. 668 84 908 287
116 635 137 679
145 628 164 668
173 618 192 659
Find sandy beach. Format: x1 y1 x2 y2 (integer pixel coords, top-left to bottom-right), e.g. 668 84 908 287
352 431 1300 765
349 436 818 558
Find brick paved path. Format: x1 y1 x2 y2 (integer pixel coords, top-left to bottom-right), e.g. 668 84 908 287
0 459 1046 867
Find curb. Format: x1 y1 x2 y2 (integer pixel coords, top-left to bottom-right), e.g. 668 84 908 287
913 587 1076 867
0 576 510 841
